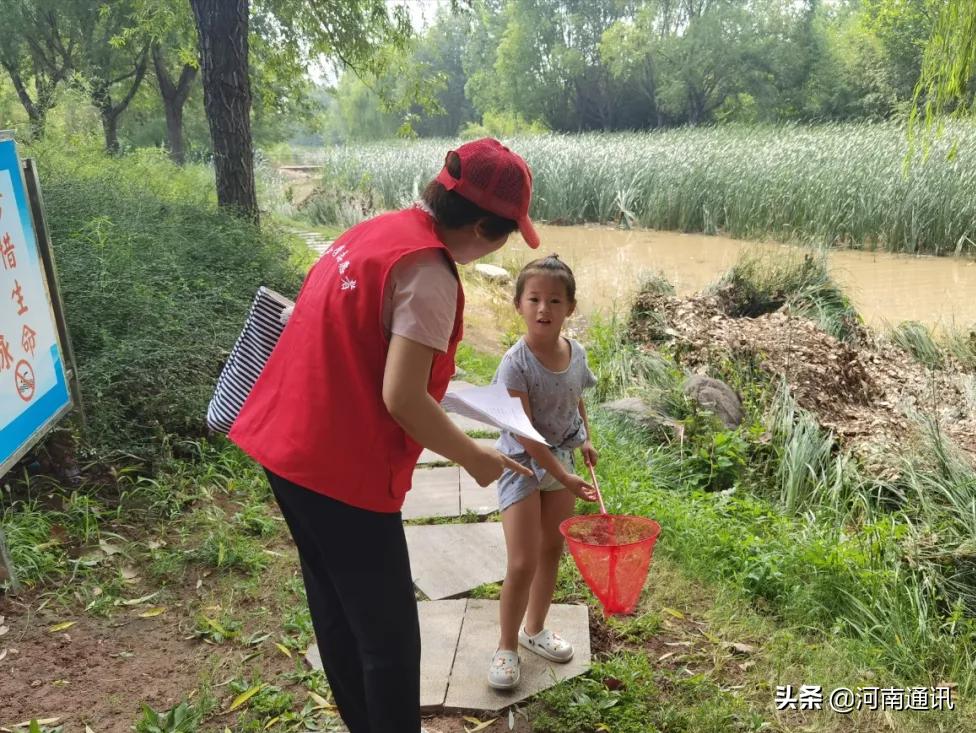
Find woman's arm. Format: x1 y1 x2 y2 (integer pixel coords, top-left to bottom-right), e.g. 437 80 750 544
383 335 531 486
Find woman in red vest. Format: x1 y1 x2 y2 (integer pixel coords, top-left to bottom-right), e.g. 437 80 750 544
230 139 538 733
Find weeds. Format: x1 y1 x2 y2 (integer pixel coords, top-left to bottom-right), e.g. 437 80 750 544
534 654 657 733
234 503 279 538
192 613 241 644
712 251 860 340
891 321 945 368
191 519 269 575
29 140 308 463
134 700 201 733
0 496 65 587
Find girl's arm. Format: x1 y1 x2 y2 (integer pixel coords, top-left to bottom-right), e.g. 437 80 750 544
578 397 598 467
383 335 531 486
507 388 596 501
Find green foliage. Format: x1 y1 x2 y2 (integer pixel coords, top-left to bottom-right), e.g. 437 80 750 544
459 110 549 140
587 311 976 692
683 425 750 493
945 329 976 371
606 610 662 643
767 384 851 516
233 502 278 538
227 677 294 722
280 602 314 651
134 700 201 733
911 0 976 145
31 140 305 462
311 0 938 138
298 183 374 229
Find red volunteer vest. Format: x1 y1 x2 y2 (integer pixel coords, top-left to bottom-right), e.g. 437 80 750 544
229 207 464 512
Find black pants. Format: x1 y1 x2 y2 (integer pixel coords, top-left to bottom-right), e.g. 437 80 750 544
266 469 420 733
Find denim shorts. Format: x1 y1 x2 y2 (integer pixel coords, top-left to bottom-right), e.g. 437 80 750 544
497 452 575 512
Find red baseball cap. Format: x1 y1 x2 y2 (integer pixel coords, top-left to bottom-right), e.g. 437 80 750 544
435 138 540 248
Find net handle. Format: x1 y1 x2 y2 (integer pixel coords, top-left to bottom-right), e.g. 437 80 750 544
585 458 607 515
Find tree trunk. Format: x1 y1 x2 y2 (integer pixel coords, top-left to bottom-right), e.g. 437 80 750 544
164 101 185 164
102 110 120 154
2 63 45 138
153 44 197 165
190 0 258 223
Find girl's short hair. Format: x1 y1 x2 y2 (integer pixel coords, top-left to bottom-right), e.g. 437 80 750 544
422 152 519 240
514 254 576 304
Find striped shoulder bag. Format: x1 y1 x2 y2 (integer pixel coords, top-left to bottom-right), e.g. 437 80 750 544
206 286 294 434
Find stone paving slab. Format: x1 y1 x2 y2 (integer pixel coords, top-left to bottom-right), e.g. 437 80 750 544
443 600 591 712
419 600 468 711
405 522 507 600
404 465 498 520
417 437 497 466
402 466 460 520
307 599 590 714
459 470 499 516
305 600 467 712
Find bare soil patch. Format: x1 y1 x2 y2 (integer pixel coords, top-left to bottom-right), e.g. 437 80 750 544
1 607 210 731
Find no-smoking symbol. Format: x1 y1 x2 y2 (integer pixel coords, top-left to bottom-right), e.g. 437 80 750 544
15 359 34 402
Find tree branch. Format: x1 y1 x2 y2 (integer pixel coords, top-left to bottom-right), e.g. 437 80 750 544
110 46 150 117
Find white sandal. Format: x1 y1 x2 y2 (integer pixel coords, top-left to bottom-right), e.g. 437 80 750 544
487 649 520 689
518 627 574 662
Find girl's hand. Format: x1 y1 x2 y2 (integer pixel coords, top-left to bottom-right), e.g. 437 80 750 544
581 441 599 468
563 474 598 503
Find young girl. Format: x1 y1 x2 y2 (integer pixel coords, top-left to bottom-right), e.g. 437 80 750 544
488 255 599 690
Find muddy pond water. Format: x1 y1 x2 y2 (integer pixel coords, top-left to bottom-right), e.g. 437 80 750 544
486 224 976 329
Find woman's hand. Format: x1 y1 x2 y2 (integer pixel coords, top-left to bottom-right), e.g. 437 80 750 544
562 474 598 503
581 440 599 468
463 444 533 487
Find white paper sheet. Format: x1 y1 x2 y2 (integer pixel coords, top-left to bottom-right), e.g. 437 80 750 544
440 383 551 446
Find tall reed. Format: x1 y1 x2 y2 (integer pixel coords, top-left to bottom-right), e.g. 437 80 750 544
318 122 976 256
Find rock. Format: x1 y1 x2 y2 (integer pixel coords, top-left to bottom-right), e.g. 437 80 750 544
473 263 511 283
602 397 673 433
682 376 744 429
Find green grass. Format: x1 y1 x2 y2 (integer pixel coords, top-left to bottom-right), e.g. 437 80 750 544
315 122 976 256
890 321 946 368
455 342 501 384
945 330 976 371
